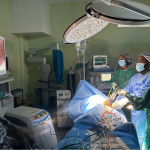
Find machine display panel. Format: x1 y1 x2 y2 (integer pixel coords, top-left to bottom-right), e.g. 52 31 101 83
93 55 107 68
101 73 111 81
30 110 47 121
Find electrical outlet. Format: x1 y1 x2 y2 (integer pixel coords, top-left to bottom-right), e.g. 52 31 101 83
10 86 16 91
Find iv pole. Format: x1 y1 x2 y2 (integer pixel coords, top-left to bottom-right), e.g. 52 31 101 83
75 41 86 80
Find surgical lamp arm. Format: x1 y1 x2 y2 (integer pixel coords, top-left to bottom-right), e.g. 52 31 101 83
28 43 59 57
28 43 59 64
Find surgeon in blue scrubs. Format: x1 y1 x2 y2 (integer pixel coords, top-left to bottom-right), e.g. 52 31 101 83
112 52 150 150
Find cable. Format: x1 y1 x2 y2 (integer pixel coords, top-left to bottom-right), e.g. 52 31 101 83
82 131 100 144
103 84 117 123
82 50 85 80
108 130 111 150
82 127 109 150
104 84 115 108
61 147 90 150
60 131 100 149
82 136 101 150
100 131 104 150
77 52 81 80
102 128 107 143
93 142 101 150
85 2 92 15
79 129 102 149
108 85 114 98
102 112 117 123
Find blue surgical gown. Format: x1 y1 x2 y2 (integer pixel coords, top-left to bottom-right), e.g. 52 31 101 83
117 72 150 149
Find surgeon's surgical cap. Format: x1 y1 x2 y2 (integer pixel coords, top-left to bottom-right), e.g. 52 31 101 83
139 52 150 62
120 53 132 65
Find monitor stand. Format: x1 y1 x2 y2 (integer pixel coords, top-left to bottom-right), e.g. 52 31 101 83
0 76 14 85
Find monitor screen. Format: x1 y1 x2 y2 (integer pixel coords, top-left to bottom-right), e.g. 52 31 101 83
0 37 6 75
93 55 107 68
101 73 111 81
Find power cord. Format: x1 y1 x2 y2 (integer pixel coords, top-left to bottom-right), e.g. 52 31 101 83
60 131 100 149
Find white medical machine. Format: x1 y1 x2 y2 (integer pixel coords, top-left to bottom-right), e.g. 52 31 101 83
0 36 14 117
0 92 14 117
5 106 57 149
56 90 73 129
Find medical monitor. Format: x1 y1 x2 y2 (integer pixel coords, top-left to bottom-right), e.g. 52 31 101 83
101 73 111 81
93 55 107 68
0 36 6 75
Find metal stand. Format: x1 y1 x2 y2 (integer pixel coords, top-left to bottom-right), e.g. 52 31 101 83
75 40 86 80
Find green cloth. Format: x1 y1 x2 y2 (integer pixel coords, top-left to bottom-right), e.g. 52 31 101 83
125 87 150 150
109 68 134 89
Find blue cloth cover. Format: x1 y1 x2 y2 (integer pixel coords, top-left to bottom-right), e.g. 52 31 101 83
55 126 140 149
68 80 127 123
131 110 146 147
53 50 63 84
55 80 140 149
68 80 107 121
55 80 140 150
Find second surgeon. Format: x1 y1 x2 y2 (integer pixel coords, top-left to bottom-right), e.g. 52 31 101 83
109 53 134 90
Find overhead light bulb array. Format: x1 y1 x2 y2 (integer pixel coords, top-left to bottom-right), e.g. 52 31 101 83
64 15 109 43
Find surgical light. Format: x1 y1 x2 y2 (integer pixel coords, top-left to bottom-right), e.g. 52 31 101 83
91 0 150 25
101 0 150 18
117 24 150 27
63 14 109 43
63 0 150 43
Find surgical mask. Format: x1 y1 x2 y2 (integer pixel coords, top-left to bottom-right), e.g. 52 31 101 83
136 63 145 72
118 60 126 67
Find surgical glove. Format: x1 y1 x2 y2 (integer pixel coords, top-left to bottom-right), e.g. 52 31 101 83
127 105 134 110
112 100 119 109
104 106 112 113
109 91 118 100
113 82 117 86
117 89 126 96
112 98 129 109
104 100 112 107
112 82 118 90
